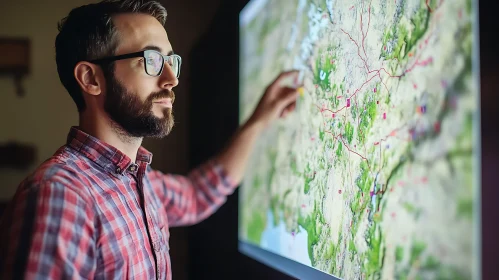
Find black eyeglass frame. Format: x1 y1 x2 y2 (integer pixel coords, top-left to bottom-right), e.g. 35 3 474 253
89 50 182 78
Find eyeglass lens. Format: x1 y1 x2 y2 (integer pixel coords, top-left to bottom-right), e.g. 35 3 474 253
145 51 180 77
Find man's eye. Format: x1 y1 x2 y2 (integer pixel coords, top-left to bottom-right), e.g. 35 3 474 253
146 58 155 65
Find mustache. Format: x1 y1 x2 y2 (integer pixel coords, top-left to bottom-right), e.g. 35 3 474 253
148 90 175 104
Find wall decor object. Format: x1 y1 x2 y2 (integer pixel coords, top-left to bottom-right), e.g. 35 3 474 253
0 37 30 96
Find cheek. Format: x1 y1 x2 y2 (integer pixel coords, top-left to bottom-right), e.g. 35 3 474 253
133 85 151 103
115 65 154 103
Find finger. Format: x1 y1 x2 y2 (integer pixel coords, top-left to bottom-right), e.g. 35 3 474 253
280 87 300 105
281 102 297 117
279 95 298 118
282 99 296 112
280 109 290 118
286 102 296 112
269 70 300 91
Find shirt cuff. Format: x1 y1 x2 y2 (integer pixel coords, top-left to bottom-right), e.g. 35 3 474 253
211 159 239 189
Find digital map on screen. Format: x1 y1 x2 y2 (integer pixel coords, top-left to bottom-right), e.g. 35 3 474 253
239 0 479 279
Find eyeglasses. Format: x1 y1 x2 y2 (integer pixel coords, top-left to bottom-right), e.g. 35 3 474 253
89 50 182 78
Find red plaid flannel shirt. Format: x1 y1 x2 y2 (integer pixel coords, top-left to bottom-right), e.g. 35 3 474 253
0 127 237 279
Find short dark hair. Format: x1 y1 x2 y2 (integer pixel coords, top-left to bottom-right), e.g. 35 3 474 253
55 0 167 112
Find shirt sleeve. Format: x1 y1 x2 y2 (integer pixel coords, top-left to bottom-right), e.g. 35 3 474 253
0 180 96 279
148 159 239 227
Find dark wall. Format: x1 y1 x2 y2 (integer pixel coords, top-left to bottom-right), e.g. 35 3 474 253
478 1 499 279
149 1 225 279
186 0 296 279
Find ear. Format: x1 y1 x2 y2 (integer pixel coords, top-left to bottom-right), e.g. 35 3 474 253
74 61 104 96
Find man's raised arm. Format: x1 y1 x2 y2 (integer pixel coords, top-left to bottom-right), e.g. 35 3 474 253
215 70 302 183
150 71 302 227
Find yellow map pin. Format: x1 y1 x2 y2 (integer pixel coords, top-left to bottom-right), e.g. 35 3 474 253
298 87 305 96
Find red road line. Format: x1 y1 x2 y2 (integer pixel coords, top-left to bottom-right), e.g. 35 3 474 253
311 1 439 173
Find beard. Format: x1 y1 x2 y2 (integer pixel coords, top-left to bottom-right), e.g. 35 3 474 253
103 73 175 139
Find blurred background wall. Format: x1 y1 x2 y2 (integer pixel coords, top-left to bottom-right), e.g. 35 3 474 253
0 0 85 200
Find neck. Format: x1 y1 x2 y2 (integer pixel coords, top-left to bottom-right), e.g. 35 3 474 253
79 110 142 163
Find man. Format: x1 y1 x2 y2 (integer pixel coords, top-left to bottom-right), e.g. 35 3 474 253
0 0 302 279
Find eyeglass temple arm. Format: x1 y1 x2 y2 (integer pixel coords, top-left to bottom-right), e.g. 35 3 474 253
89 51 145 64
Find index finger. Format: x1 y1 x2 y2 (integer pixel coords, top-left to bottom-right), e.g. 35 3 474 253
269 70 300 91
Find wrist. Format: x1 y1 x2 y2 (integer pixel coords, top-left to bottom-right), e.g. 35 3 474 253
244 115 267 134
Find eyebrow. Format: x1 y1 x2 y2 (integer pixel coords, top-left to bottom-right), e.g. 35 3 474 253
142 45 174 55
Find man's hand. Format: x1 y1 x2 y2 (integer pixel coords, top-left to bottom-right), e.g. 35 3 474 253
215 70 302 184
248 70 303 129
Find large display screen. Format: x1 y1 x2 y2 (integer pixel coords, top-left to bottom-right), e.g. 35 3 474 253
238 0 480 279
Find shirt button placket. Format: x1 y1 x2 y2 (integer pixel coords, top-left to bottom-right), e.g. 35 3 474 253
157 260 162 280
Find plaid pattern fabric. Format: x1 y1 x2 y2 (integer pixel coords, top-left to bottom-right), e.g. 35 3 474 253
0 127 237 279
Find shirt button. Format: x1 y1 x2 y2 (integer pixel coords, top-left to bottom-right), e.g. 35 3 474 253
153 241 161 252
116 167 121 173
130 165 136 172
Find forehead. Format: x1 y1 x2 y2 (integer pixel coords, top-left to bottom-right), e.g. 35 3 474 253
112 13 172 54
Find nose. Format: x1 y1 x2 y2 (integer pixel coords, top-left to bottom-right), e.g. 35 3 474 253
159 63 179 90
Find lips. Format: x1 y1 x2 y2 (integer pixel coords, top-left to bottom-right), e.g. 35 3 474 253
153 98 173 108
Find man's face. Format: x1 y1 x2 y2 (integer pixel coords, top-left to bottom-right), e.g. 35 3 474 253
103 13 179 138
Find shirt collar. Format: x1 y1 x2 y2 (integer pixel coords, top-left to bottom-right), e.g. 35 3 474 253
66 126 153 176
